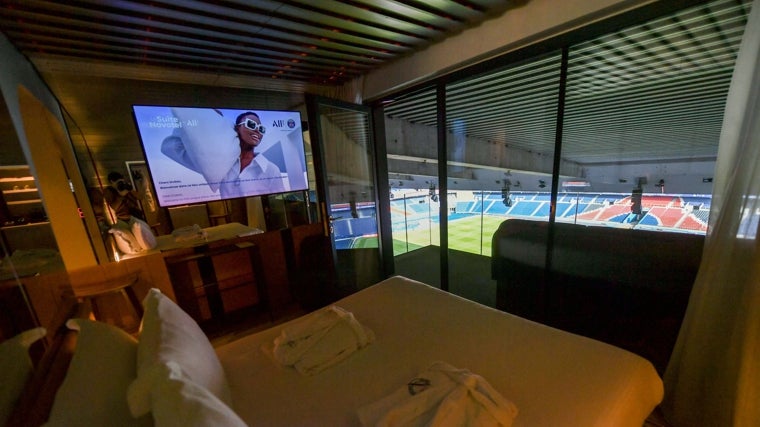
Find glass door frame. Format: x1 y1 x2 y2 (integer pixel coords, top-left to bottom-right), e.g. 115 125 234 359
305 94 394 287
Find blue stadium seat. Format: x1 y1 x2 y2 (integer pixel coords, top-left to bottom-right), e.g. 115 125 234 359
509 201 540 216
332 219 353 238
351 217 377 236
639 213 661 226
488 203 509 215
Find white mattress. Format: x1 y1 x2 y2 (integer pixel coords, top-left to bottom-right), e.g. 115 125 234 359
216 276 663 426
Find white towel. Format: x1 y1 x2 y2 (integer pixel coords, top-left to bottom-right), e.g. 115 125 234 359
272 305 374 375
357 361 518 427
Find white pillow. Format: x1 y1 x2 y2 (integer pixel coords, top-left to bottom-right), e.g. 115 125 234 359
46 319 151 427
169 107 239 192
0 327 46 426
110 227 143 254
140 361 245 427
130 217 157 250
129 289 231 417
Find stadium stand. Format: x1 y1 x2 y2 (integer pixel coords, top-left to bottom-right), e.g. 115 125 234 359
639 206 688 228
678 215 709 232
641 195 677 208
692 209 710 223
332 219 353 238
351 217 377 236
532 202 551 217
388 191 711 250
487 202 509 215
679 195 711 209
555 202 574 217
507 200 542 217
455 200 471 213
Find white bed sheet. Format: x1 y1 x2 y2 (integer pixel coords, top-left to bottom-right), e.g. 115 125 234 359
216 276 663 426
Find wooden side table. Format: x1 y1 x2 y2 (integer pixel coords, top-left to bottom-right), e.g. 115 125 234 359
70 272 144 324
163 242 270 328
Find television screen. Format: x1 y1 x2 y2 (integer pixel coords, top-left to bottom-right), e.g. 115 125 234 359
132 105 308 207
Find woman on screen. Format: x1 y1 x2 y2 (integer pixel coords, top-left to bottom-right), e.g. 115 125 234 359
161 110 287 199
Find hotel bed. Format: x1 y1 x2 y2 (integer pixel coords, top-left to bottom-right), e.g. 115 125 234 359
9 275 663 426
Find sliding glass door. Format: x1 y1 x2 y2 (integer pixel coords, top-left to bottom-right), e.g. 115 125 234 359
307 96 384 292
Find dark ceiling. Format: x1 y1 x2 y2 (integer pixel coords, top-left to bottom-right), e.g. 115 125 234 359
384 0 752 165
0 0 523 177
0 0 517 86
0 0 753 170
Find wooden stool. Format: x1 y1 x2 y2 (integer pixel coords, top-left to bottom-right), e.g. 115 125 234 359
71 272 144 326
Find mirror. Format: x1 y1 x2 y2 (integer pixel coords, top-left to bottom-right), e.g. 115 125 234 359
0 91 59 346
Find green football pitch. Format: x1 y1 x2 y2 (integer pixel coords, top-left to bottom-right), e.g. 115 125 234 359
351 214 506 256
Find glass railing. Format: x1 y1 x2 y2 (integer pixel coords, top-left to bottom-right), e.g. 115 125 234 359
389 189 711 256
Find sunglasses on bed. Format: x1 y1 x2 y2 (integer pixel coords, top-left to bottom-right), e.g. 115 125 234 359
236 118 266 134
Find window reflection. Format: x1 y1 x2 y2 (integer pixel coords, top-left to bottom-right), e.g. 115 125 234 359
382 0 750 267
0 92 58 343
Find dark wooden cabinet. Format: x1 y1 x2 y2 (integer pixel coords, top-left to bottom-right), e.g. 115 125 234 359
163 242 270 326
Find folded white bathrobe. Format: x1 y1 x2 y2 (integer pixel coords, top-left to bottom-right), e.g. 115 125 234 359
357 361 518 427
272 305 374 375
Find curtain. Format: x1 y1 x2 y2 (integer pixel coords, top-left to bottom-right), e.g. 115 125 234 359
662 1 760 425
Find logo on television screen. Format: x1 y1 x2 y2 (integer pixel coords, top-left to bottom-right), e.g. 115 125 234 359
287 118 296 129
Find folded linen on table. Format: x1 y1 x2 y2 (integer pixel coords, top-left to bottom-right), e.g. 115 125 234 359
272 305 374 375
357 361 518 427
171 224 207 243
